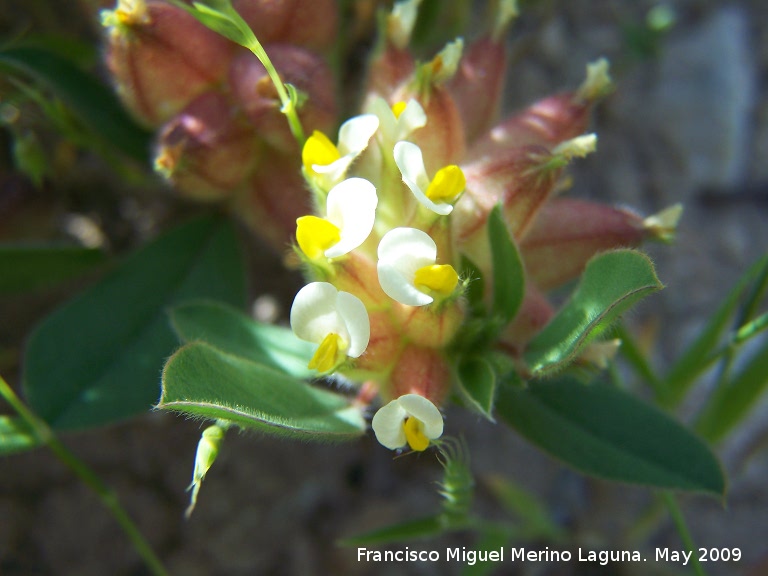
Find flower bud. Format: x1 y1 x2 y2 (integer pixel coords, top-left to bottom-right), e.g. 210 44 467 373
102 0 233 127
232 0 338 51
466 59 613 161
232 147 311 250
387 345 451 406
519 198 648 291
229 45 336 153
446 35 507 143
154 92 260 201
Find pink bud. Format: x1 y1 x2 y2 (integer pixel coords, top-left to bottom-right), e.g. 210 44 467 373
333 252 390 308
103 0 233 127
456 145 562 242
229 45 336 153
232 0 338 51
232 147 310 251
467 92 592 162
519 198 646 291
364 44 415 105
446 36 507 144
388 345 451 406
155 92 260 201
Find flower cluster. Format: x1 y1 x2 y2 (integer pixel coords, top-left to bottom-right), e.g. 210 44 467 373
285 0 679 452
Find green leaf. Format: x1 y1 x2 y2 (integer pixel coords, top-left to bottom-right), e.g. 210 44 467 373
0 46 151 162
485 475 562 540
159 342 365 440
496 377 725 496
340 516 445 547
664 254 768 406
459 254 486 317
0 245 106 293
0 416 42 456
695 337 768 443
524 250 662 376
455 356 496 420
170 301 315 379
24 216 246 430
488 205 525 326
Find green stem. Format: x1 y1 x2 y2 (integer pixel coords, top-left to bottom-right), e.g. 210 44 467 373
661 492 706 576
0 375 169 576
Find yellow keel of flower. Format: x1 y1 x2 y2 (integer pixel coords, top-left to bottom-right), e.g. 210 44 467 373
308 333 345 372
425 165 466 202
391 101 408 119
296 216 341 260
414 264 459 296
403 417 430 451
302 130 341 170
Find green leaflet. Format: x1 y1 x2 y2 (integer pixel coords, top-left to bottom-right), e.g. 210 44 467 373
24 216 246 430
159 342 366 441
0 245 106 293
456 355 496 420
496 377 725 497
0 416 42 456
488 205 525 327
170 301 315 379
0 46 151 162
524 249 662 376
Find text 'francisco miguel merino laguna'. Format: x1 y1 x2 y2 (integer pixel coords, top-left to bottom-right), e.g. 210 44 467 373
357 547 647 566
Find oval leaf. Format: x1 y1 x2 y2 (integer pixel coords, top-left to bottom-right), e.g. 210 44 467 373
159 342 366 441
23 216 246 430
0 245 106 293
496 378 725 497
170 301 315 379
524 249 662 376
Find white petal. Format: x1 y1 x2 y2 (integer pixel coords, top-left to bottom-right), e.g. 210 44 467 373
311 156 354 188
368 97 398 144
393 141 453 215
337 114 379 156
397 394 443 439
335 291 370 358
371 400 408 449
395 100 427 140
377 227 437 306
290 282 349 345
324 177 378 258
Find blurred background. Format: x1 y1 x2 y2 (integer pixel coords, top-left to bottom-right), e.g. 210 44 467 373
1 0 767 574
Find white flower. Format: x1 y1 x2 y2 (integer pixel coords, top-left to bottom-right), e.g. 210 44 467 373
302 114 379 189
372 394 444 451
296 177 378 260
393 141 465 215
377 227 458 306
290 282 370 373
367 97 427 146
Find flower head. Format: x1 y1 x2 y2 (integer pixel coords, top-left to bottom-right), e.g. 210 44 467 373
377 227 458 306
302 114 379 190
393 141 465 215
290 282 370 373
296 177 378 260
372 393 443 451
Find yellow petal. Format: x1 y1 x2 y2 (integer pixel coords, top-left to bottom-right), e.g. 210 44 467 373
296 216 341 260
425 165 466 202
391 101 408 119
308 332 345 372
403 417 430 451
302 130 341 170
414 264 459 296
